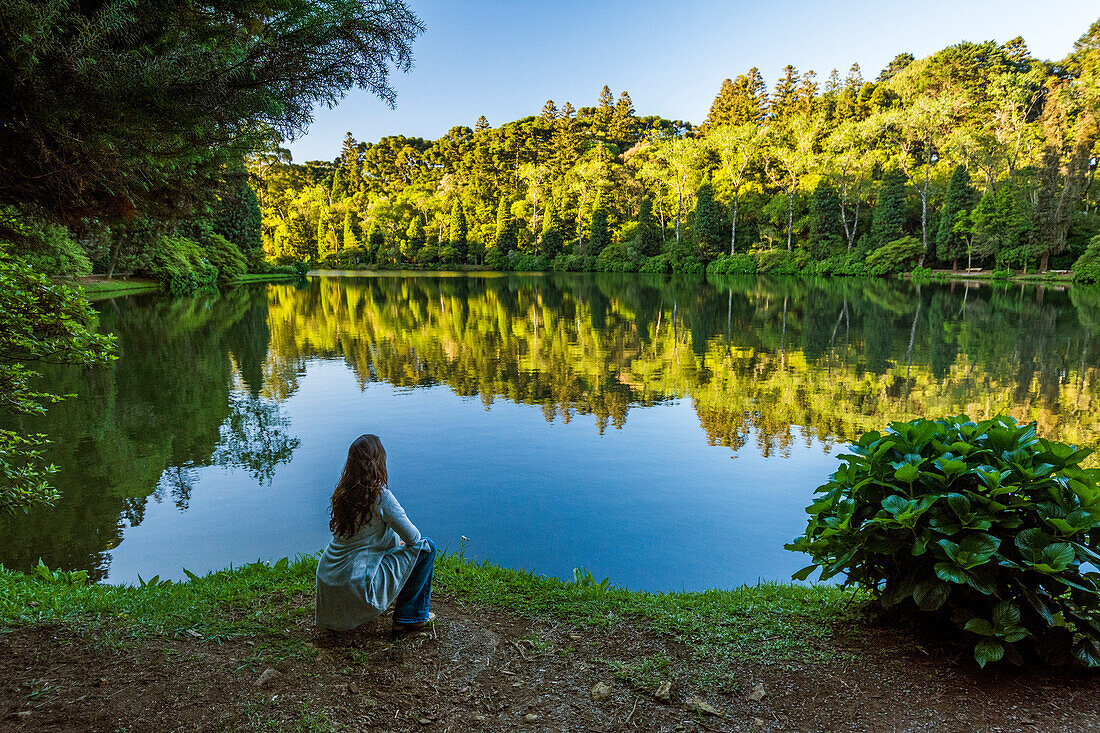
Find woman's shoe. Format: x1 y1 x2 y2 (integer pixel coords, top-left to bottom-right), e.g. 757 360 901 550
392 612 436 638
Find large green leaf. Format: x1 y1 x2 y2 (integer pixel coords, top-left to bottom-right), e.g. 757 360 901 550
974 638 1005 668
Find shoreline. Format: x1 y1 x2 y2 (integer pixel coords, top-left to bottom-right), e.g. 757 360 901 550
3 555 1100 731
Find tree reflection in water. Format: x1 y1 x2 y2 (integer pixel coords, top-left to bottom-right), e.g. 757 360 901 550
1 274 1099 580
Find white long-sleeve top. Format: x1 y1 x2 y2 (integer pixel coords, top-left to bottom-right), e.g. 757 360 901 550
315 489 426 631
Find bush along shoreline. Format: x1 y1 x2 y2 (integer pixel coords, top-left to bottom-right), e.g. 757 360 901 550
787 415 1100 668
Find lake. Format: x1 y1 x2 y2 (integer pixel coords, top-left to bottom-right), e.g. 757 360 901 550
3 272 1099 591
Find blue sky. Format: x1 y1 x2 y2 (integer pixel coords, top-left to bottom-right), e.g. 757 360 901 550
287 0 1098 162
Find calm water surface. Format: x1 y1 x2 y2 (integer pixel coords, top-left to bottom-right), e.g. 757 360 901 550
3 273 1100 591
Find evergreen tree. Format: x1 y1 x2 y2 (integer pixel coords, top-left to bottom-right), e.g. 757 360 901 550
972 185 1027 267
693 181 723 261
494 196 517 253
368 224 385 261
871 169 908 246
634 196 662 258
474 115 490 133
212 182 262 254
405 216 425 261
809 181 844 257
595 85 615 137
448 198 468 260
540 100 558 121
935 165 977 269
704 79 737 130
331 168 347 200
771 65 801 119
877 52 915 82
588 193 610 256
610 91 636 145
342 207 362 251
540 197 564 257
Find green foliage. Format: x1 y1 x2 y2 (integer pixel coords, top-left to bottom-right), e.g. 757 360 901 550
1072 235 1100 283
991 268 1013 280
0 251 115 514
138 236 218 294
589 195 611 256
756 248 800 274
693 181 724 261
865 236 924 276
871 170 908 247
0 0 424 227
634 197 662 259
638 253 673 274
809 181 844 258
936 166 977 266
494 197 517 254
212 183 263 255
448 199 468 260
787 415 1100 668
595 240 640 272
539 199 564 258
807 253 868 277
706 253 758 275
201 232 247 284
5 218 92 277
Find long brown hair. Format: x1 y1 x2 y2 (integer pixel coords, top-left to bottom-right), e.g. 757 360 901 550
329 434 388 537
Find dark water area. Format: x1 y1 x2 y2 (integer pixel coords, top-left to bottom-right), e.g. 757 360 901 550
3 273 1100 591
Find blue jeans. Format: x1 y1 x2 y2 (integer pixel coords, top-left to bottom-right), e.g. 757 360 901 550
393 537 435 624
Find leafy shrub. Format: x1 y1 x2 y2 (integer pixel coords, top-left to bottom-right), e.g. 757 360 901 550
756 248 800 274
484 247 507 270
671 255 704 274
552 253 584 272
596 241 640 272
200 232 246 284
991 268 1013 280
438 245 459 265
138 235 217 293
6 219 92 277
1072 235 1100 283
910 266 934 282
787 415 1100 668
809 253 868 277
513 253 548 272
706 253 758 275
864 236 924 276
639 253 672 274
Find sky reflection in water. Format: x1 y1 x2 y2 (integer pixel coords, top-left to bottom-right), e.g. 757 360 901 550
2 273 1098 591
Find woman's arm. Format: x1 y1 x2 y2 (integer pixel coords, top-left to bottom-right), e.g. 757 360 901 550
380 490 422 546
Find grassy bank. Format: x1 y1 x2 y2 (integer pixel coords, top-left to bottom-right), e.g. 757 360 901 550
0 554 859 671
75 271 299 299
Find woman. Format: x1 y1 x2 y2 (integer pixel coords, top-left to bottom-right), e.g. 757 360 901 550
316 434 437 637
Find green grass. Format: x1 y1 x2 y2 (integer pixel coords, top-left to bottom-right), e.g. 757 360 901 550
77 277 162 296
1 552 865 679
231 272 298 283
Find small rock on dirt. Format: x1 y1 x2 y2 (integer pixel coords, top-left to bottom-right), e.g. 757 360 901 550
655 680 672 703
254 668 281 687
590 682 613 701
418 718 432 725
746 682 766 701
347 682 360 695
685 696 723 717
754 718 765 727
524 712 540 722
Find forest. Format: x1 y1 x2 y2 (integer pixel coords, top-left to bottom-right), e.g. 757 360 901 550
255 20 1100 280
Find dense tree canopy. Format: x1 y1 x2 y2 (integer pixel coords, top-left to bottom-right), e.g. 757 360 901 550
257 19 1100 276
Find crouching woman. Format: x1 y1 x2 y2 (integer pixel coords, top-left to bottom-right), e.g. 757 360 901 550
316 434 436 637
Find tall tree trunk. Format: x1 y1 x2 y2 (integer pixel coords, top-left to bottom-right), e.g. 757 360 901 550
106 237 124 279
730 189 739 255
675 186 683 244
785 189 794 251
919 152 931 266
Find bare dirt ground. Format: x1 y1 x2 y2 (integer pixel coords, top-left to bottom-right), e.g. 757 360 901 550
3 592 1100 732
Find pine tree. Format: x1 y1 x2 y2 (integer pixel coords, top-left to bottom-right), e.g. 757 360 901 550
595 85 615 137
405 216 425 261
871 169 908 246
771 65 800 119
935 165 977 269
610 91 636 145
212 182 262 254
588 193 610 256
540 100 558 121
809 181 844 258
331 169 347 200
494 196 517 253
316 209 335 259
342 208 361 251
540 197 564 257
474 115 490 133
877 53 915 82
704 79 737 129
448 198 468 260
634 197 662 258
368 225 385 261
693 181 723 261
